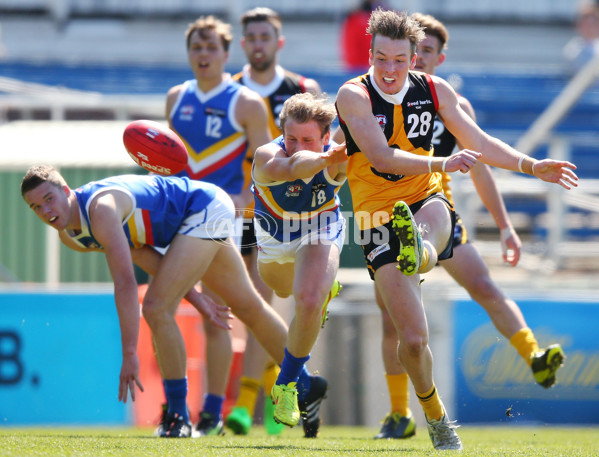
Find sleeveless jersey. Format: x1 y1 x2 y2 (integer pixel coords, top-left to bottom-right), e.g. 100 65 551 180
337 70 443 230
169 77 248 194
233 65 309 216
232 65 308 138
69 175 216 250
252 137 345 242
432 108 461 205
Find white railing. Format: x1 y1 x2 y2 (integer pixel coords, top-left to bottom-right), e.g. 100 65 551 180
0 0 578 22
452 135 599 269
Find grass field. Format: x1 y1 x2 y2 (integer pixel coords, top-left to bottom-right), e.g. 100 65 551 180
1 425 597 457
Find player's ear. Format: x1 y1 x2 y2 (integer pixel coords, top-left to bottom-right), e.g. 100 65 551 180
368 49 374 67
410 53 417 69
277 35 285 50
323 130 331 146
436 52 446 67
62 185 70 196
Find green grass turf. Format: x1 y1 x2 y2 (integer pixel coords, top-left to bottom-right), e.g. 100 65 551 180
0 425 597 456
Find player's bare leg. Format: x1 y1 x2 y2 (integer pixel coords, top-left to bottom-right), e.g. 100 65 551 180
195 285 232 436
201 241 288 365
142 234 220 437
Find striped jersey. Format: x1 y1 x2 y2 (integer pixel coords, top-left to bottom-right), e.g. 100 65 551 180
336 69 443 230
233 65 310 216
69 175 217 249
252 137 345 242
169 76 248 194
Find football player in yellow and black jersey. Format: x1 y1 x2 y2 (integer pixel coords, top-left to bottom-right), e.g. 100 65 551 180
226 7 324 438
365 12 570 441
335 9 578 451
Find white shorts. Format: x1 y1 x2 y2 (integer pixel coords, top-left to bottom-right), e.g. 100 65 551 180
179 186 236 240
255 216 346 264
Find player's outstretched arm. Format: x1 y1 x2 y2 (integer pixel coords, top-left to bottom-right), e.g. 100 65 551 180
337 82 478 176
434 75 579 189
88 193 144 403
254 142 347 183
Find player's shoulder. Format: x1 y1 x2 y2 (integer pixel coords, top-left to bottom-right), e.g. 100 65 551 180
235 85 268 119
337 74 370 100
167 81 187 98
231 71 243 83
278 67 322 94
279 67 305 82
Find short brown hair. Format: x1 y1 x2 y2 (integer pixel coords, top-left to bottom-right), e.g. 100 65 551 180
367 8 425 56
21 165 66 198
186 15 232 51
279 93 337 138
241 7 282 37
411 13 449 52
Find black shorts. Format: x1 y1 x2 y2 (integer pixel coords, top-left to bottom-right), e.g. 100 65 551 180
360 193 456 280
240 218 257 257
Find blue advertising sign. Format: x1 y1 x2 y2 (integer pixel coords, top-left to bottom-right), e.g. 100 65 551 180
455 297 599 424
0 290 129 425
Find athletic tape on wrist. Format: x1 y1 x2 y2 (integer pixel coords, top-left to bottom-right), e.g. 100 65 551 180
518 156 525 173
500 226 514 241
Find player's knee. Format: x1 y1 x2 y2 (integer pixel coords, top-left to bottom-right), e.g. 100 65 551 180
294 287 326 315
141 297 173 327
400 333 429 358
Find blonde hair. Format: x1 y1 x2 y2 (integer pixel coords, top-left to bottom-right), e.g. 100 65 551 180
186 15 232 51
279 93 337 138
367 8 425 56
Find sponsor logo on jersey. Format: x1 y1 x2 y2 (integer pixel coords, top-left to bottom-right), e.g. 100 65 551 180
406 99 433 109
375 114 387 130
285 183 303 197
205 107 227 117
179 105 194 121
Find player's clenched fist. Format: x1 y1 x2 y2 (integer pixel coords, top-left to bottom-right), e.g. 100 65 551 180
443 149 481 174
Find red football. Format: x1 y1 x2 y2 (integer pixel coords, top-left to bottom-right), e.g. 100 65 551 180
123 120 188 176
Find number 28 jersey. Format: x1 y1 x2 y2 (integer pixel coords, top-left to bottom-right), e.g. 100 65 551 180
337 70 443 230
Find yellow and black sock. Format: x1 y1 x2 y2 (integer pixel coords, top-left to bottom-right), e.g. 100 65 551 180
416 384 444 421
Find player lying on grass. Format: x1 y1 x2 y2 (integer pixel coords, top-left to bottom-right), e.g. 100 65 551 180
21 166 328 438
